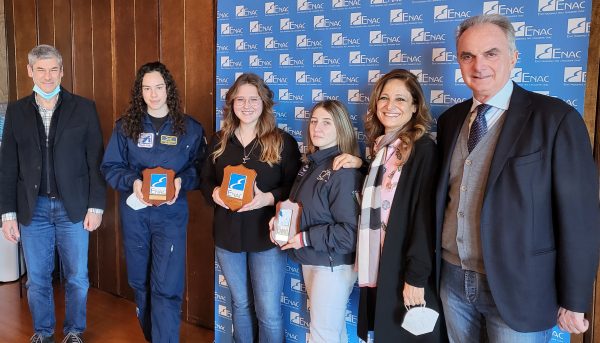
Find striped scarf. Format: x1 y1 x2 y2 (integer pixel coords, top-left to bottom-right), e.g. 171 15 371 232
356 145 388 287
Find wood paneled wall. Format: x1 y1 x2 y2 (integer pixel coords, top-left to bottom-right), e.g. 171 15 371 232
3 0 216 328
586 0 599 160
0 0 7 102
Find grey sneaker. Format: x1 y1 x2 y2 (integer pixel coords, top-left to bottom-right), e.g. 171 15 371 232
61 333 84 343
29 334 55 343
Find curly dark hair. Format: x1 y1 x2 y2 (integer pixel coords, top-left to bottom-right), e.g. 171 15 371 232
121 61 186 140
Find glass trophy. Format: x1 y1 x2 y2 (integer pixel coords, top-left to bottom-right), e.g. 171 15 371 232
274 199 302 246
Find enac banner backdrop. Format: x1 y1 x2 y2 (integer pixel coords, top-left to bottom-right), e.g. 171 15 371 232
214 1 591 342
0 103 6 146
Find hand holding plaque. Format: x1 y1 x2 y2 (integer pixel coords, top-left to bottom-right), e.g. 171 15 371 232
219 164 257 211
141 167 176 206
273 199 302 246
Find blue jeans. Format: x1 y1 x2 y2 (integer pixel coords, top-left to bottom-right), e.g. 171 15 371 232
440 261 551 343
302 264 357 343
216 246 286 343
20 196 89 336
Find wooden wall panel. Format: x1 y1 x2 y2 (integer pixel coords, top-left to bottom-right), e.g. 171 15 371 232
36 0 54 45
588 1 600 342
71 0 93 99
10 0 37 98
70 0 95 288
113 0 136 119
584 0 599 148
4 0 13 101
0 0 7 102
184 0 215 327
134 0 160 66
184 1 215 133
91 0 118 294
54 0 72 92
113 0 137 301
4 0 216 330
159 0 186 88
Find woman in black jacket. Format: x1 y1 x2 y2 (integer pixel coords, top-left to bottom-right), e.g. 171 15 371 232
270 100 362 343
336 69 443 342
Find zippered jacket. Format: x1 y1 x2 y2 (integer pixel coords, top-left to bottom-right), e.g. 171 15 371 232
287 146 362 267
101 114 205 198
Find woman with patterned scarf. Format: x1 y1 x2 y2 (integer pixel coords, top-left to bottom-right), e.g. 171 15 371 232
335 69 443 342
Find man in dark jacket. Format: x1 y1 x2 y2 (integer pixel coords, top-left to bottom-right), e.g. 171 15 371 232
0 44 106 343
436 14 599 342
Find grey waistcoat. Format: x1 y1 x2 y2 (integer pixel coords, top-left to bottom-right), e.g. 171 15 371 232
441 111 507 274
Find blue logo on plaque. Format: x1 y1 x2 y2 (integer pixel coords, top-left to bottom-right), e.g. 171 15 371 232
150 174 167 196
227 173 246 199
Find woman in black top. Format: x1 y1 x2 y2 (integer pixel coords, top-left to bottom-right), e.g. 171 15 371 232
336 69 442 342
200 73 301 343
270 100 362 342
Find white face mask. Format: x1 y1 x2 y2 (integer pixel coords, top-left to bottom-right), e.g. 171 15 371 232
126 193 147 211
401 305 439 336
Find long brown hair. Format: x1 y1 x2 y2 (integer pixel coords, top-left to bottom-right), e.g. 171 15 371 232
364 69 432 163
306 100 359 158
212 73 283 166
121 62 186 140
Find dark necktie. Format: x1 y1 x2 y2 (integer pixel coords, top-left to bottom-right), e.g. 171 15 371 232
467 104 491 153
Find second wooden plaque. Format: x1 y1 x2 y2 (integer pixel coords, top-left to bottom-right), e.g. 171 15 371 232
219 164 257 211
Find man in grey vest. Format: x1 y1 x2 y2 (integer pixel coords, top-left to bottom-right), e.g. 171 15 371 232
435 14 599 342
0 45 106 343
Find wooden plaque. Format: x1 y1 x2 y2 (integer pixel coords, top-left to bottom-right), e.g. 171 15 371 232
274 199 302 246
219 164 257 211
141 167 176 206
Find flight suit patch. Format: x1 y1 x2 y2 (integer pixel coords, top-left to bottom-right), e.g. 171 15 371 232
161 135 178 145
138 133 154 148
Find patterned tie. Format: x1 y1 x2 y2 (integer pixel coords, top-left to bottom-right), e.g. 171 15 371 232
467 104 491 153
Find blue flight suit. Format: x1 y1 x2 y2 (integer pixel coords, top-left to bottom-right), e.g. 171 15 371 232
101 114 205 342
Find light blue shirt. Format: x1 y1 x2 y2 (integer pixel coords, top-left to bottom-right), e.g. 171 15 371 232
468 80 514 131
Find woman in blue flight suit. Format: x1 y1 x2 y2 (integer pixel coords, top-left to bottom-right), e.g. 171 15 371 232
101 62 205 343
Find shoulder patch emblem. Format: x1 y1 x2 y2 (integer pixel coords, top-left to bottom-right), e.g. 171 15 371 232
137 133 154 148
316 169 332 182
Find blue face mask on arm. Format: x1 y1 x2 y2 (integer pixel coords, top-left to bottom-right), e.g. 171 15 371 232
33 84 61 100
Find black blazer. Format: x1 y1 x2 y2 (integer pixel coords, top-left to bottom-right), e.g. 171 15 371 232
0 89 106 225
435 83 600 332
358 136 443 342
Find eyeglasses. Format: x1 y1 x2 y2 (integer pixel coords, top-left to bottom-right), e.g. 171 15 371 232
233 97 261 108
